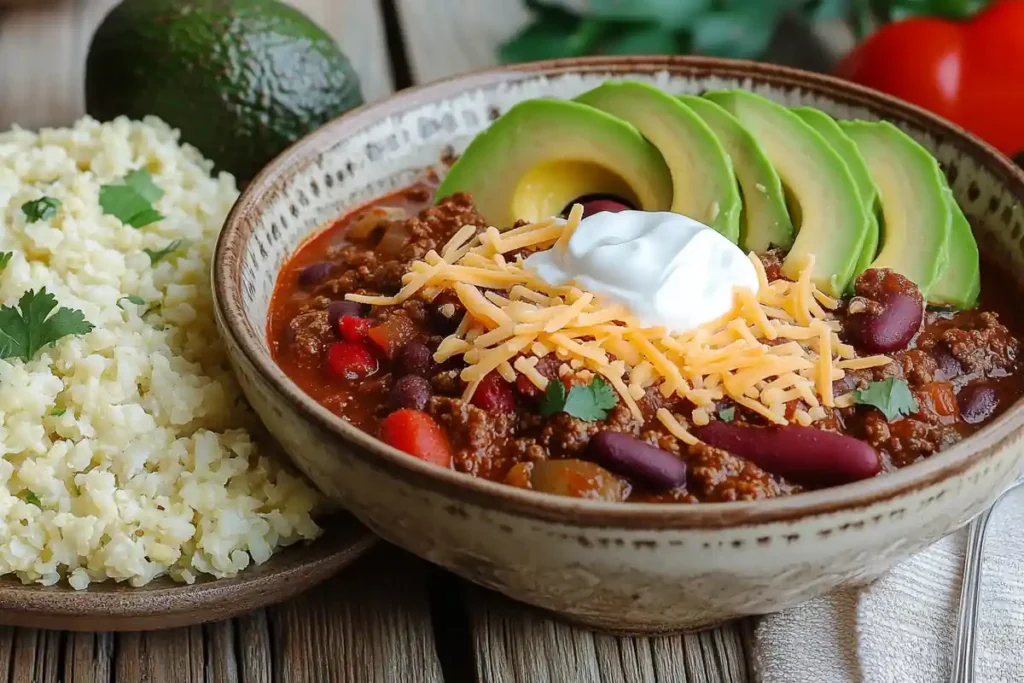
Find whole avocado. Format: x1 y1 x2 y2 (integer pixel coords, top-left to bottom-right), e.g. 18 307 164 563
86 0 363 182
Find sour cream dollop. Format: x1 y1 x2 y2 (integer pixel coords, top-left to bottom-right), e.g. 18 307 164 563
524 211 758 333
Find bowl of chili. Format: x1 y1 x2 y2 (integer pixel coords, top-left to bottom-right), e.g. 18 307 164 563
213 56 1024 633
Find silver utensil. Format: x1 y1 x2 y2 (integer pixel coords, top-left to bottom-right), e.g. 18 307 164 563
949 478 1024 683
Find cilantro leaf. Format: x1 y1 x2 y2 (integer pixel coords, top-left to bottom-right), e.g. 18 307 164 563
537 376 617 421
118 295 146 308
0 288 95 362
853 378 919 421
19 491 41 507
51 407 66 416
0 252 12 272
99 169 164 228
718 406 736 422
538 378 567 416
143 239 188 265
21 196 61 223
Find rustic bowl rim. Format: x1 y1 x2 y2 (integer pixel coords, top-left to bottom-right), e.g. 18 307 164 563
214 55 1024 530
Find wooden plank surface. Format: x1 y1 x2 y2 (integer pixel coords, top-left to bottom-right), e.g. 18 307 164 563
0 0 392 130
0 548 445 683
469 590 752 683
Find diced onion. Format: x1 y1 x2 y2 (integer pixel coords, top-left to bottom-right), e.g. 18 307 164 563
347 206 406 240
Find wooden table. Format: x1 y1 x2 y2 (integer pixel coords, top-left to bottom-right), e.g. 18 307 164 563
0 1 755 680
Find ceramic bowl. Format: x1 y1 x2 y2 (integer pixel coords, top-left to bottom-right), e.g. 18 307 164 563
213 57 1024 633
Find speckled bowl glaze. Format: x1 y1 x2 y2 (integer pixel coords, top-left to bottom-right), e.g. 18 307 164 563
214 57 1024 633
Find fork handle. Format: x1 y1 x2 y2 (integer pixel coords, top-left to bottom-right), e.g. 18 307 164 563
949 508 995 683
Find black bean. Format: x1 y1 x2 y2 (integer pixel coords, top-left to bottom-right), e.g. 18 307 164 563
428 292 463 335
397 340 434 377
298 261 335 288
388 375 432 412
327 300 365 329
933 345 963 381
586 432 686 491
957 382 999 425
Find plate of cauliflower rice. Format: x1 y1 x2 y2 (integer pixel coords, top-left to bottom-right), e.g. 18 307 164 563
0 116 373 631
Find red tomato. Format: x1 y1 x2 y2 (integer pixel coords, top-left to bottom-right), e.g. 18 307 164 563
367 315 417 359
325 342 377 380
837 1 1024 157
338 315 371 343
379 409 453 467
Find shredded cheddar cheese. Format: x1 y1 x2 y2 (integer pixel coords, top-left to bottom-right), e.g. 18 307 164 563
345 211 892 431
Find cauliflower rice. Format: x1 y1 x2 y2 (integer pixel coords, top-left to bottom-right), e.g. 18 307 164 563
0 116 321 589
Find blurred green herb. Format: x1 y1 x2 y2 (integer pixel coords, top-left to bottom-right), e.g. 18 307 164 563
501 0 995 63
0 252 12 272
19 491 41 507
21 197 61 223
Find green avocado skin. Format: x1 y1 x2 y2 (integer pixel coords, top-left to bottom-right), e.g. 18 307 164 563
85 0 363 182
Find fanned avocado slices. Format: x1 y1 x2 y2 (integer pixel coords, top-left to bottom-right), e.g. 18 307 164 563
705 90 870 297
791 107 880 286
840 121 954 300
930 190 981 308
435 98 673 227
680 95 794 251
576 81 742 243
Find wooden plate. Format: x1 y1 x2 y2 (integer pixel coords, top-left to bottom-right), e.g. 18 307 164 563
0 513 375 631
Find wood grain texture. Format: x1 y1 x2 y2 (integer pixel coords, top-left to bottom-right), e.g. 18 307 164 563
394 0 531 84
268 547 444 683
0 0 392 130
0 549 445 683
469 589 752 683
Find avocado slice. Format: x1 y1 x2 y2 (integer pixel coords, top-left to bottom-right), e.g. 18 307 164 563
435 99 673 228
85 0 363 182
678 95 794 251
705 91 870 297
576 81 742 242
840 121 952 298
791 107 880 284
929 190 980 308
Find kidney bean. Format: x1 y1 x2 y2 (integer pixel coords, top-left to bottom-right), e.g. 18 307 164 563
388 374 432 412
694 421 881 487
527 459 627 501
586 432 686 491
564 194 634 220
397 340 434 377
957 382 999 425
845 269 924 353
327 300 365 329
298 261 335 288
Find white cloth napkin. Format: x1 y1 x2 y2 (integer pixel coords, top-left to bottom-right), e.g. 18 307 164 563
754 487 1024 683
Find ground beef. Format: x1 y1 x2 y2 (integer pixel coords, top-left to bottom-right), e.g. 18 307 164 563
534 404 639 459
427 396 517 480
286 310 333 362
938 312 1018 376
686 443 796 501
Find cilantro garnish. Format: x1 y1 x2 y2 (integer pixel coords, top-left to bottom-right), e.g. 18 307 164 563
718 406 736 422
0 252 12 272
538 376 618 421
99 169 164 228
51 407 66 416
118 295 146 308
143 239 188 265
19 491 41 507
0 288 94 362
21 196 61 223
853 378 919 421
